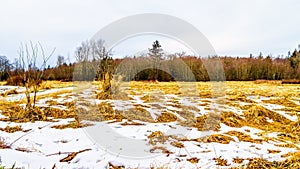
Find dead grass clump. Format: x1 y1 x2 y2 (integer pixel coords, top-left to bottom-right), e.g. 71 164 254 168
4 106 47 122
277 133 299 143
176 110 195 123
268 149 281 154
108 162 125 169
0 125 23 133
245 156 300 169
52 120 92 129
170 141 184 148
221 111 245 127
0 88 18 97
193 113 221 131
227 94 255 103
122 107 154 122
233 157 244 164
141 94 162 103
63 101 75 108
0 137 10 149
156 112 177 123
243 152 300 168
274 143 296 149
182 105 200 112
148 131 169 145
141 94 150 102
245 158 275 168
213 157 229 166
289 119 300 133
244 105 300 142
148 131 163 138
225 131 263 144
96 91 112 100
187 157 199 164
45 100 58 106
0 100 76 122
75 103 124 122
97 102 123 121
244 105 291 126
43 107 76 119
198 134 234 144
263 98 298 107
120 121 144 126
150 146 173 154
38 81 53 90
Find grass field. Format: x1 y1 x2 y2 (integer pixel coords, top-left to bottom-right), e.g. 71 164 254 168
0 81 299 168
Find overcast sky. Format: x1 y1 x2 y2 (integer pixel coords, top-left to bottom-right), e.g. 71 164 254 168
0 0 300 65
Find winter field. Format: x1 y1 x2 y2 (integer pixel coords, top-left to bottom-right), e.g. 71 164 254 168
0 81 299 168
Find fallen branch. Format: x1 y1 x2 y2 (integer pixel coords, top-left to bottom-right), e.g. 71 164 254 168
47 148 92 162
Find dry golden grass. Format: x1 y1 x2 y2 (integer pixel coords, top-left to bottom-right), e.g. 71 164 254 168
76 102 124 122
1 81 300 167
263 98 298 107
225 131 263 144
0 125 23 133
122 107 154 122
148 131 169 145
195 134 234 144
120 121 144 126
0 99 76 122
170 141 184 148
0 137 10 149
268 149 281 154
0 88 18 97
108 162 125 169
245 154 300 169
187 157 199 164
221 111 245 127
193 113 221 131
227 93 256 103
233 157 244 164
43 107 76 119
156 112 177 122
149 146 173 154
76 102 155 123
213 157 229 166
244 105 291 128
37 89 73 100
51 120 92 129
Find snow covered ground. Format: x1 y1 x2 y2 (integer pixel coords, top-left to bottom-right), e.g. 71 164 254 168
0 82 299 168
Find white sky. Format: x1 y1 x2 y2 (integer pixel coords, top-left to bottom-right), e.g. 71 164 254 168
0 0 300 65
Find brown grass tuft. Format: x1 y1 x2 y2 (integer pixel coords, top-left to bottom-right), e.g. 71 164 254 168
187 157 199 164
213 157 229 166
195 134 234 144
193 113 221 131
221 111 245 127
233 157 244 164
0 137 11 149
148 131 170 145
156 112 177 122
170 141 184 148
51 120 92 129
225 131 263 143
0 125 23 133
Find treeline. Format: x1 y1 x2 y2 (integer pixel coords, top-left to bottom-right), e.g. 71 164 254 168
1 42 300 83
111 53 300 81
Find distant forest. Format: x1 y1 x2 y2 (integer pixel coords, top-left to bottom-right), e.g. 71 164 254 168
1 41 300 83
